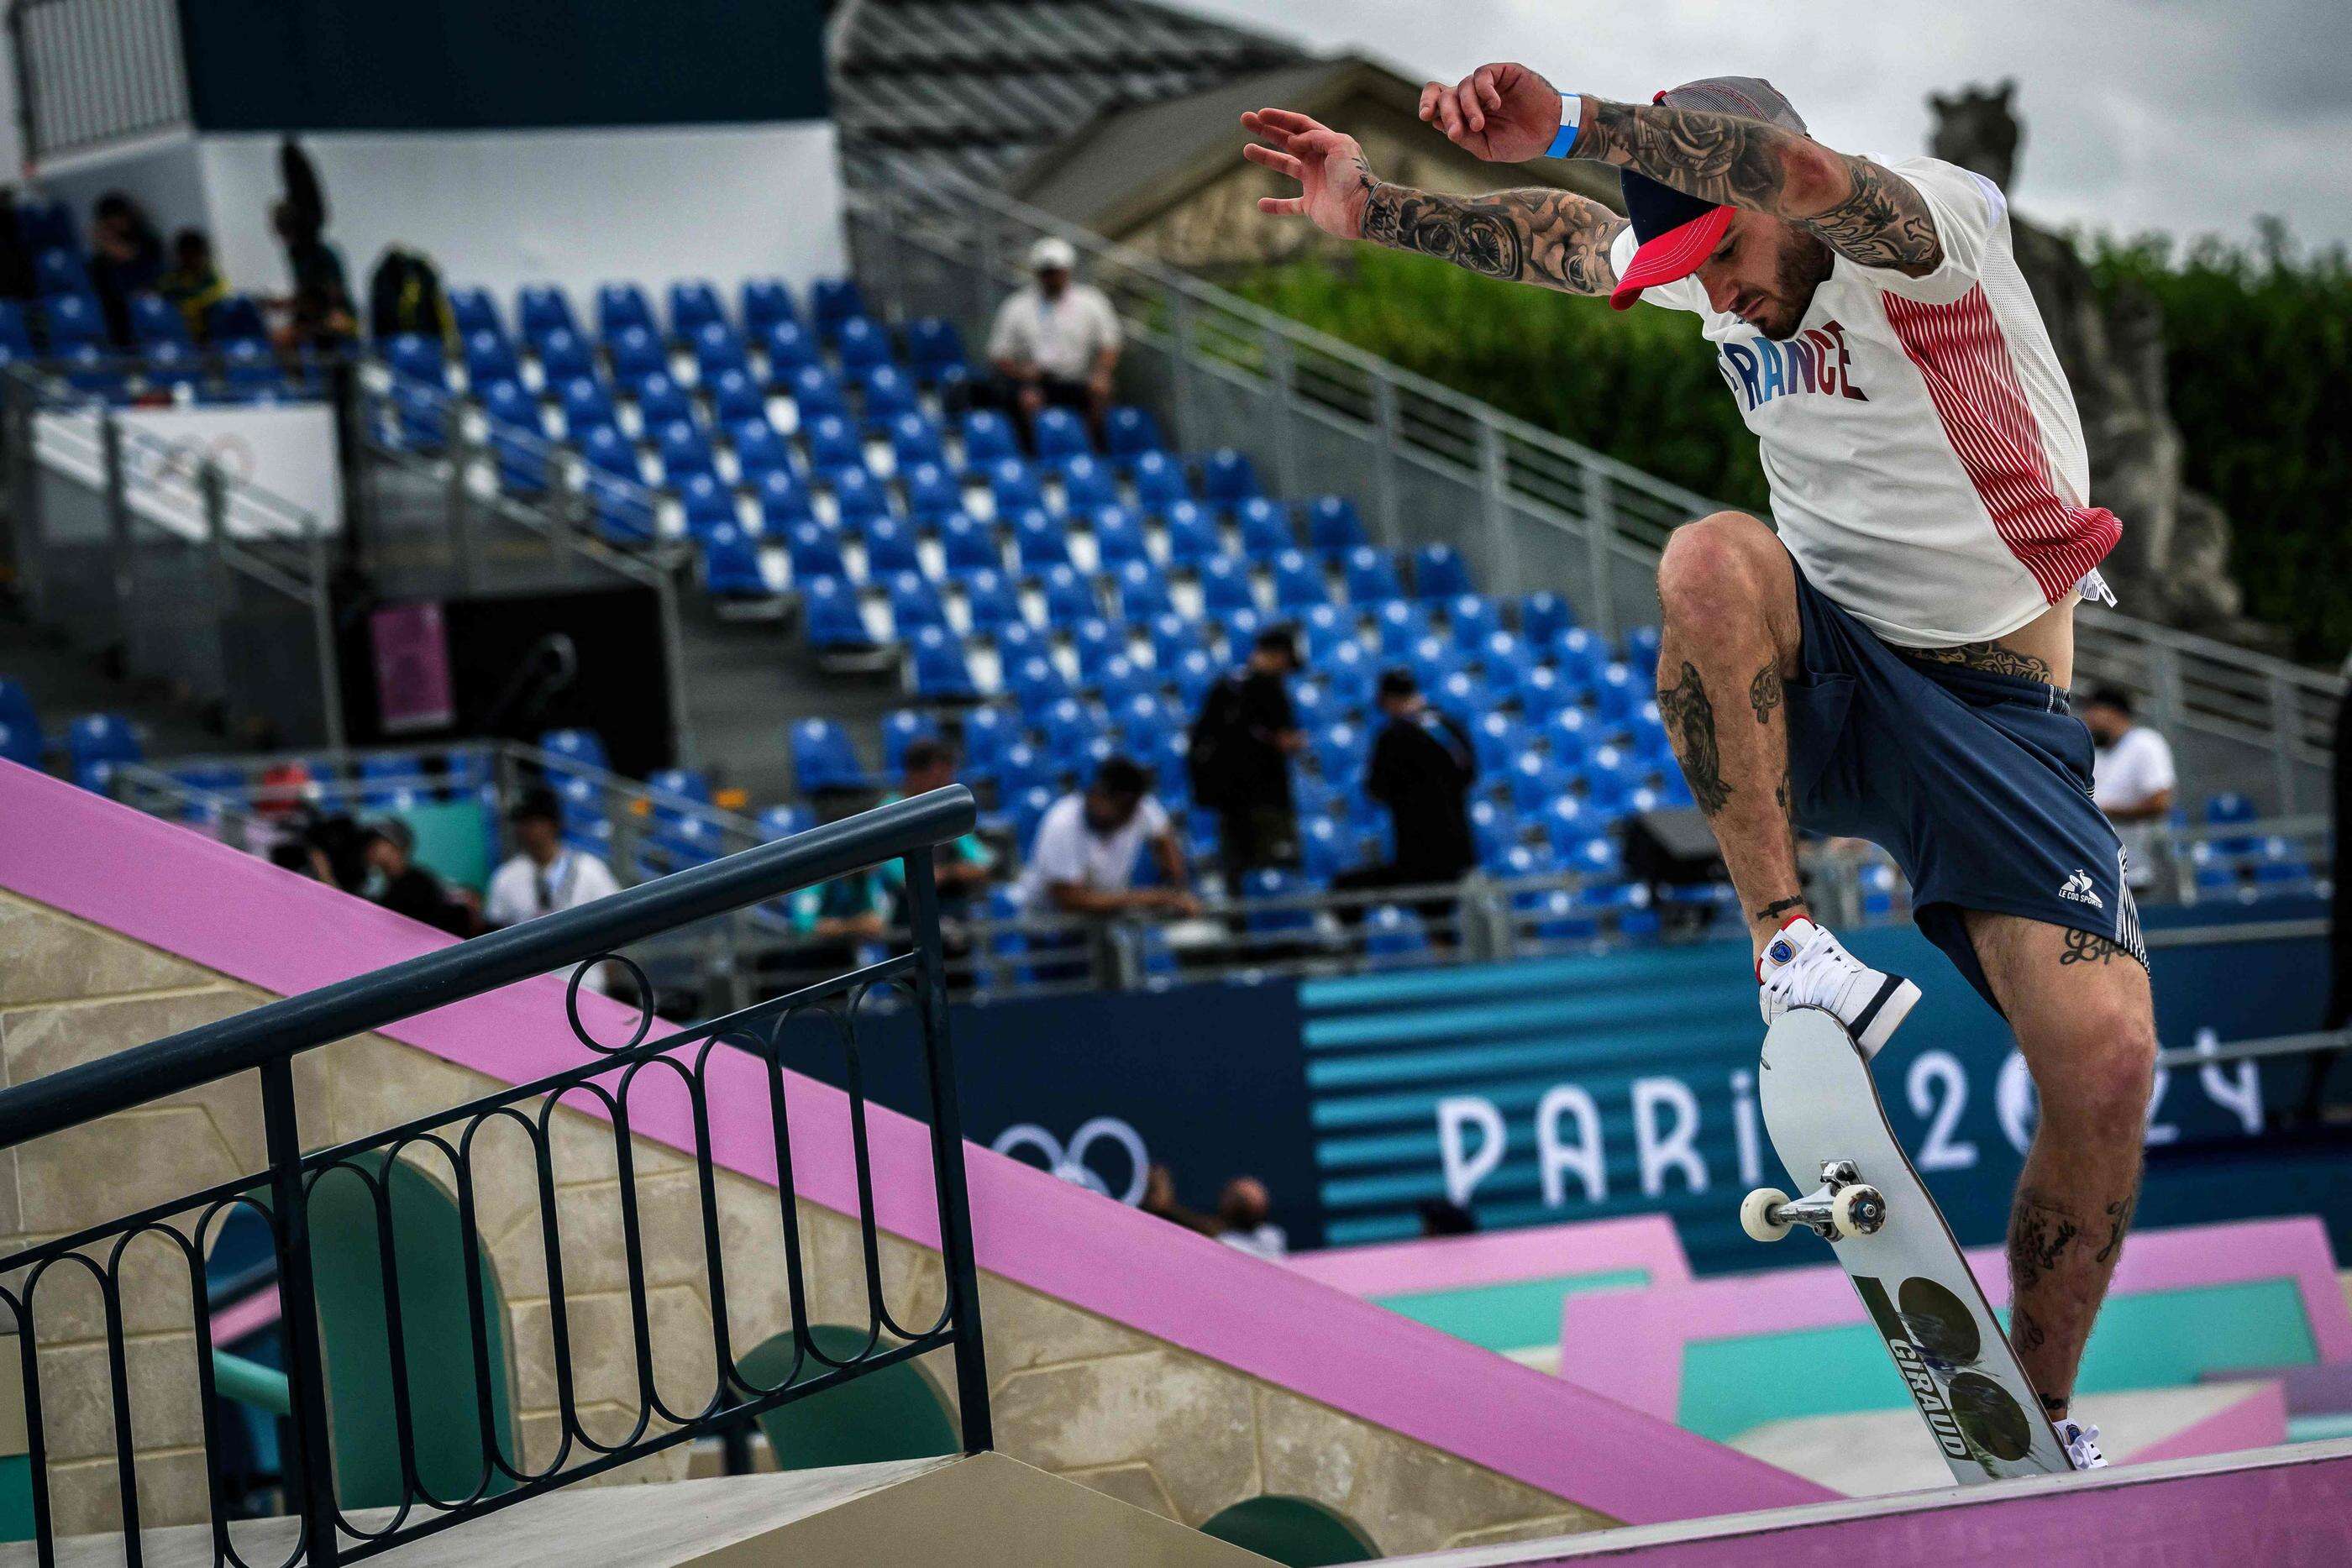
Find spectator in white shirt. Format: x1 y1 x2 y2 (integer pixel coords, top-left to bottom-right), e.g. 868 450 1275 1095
1016 757 1200 918
983 236 1121 449
2084 686 2176 891
486 788 624 992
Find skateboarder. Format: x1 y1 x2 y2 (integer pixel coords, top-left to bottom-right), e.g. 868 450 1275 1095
1242 66 2156 1468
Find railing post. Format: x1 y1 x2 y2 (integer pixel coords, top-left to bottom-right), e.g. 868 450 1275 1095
199 458 232 629
1265 327 1298 500
900 855 993 1453
446 400 479 595
307 523 348 751
2150 642 2188 773
2266 670 2300 815
1165 284 1197 450
1478 417 1521 599
99 408 134 660
1369 375 1402 551
1578 461 1620 643
260 1058 342 1565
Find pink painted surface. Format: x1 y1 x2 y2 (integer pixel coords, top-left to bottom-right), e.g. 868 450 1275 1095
2124 1381 2287 1466
0 761 1830 1524
1287 1214 1692 1299
209 1282 282 1347
1420 1445 2352 1565
1558 1216 2351 1422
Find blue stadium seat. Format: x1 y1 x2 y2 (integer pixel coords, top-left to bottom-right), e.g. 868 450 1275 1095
1472 712 1530 774
1272 550 1328 611
34 248 89 296
1005 653 1070 711
0 719 42 768
1058 454 1119 514
606 323 665 381
802 576 875 651
578 422 640 481
1315 721 1368 780
1192 553 1257 616
630 370 694 427
1068 617 1125 679
1595 661 1644 724
742 278 799 334
961 410 1020 468
1544 706 1594 768
1244 868 1315 933
1622 624 1662 678
911 626 980 700
828 466 890 526
960 567 1023 634
586 471 657 544
1010 508 1070 572
1084 505 1147 568
448 286 501 338
901 459 964 523
1304 496 1367 553
1521 590 1577 642
1234 497 1292 557
678 471 738 534
596 282 658 340
1159 501 1221 567
1363 904 1431 957
1035 563 1099 624
1552 627 1609 690
0 678 37 730
1130 450 1193 512
207 293 268 345
385 332 444 385
215 338 281 401
691 320 750 380
538 727 610 774
40 293 105 354
668 280 727 338
792 717 874 793
518 285 577 342
656 419 719 482
1513 663 1572 718
1112 559 1173 621
556 375 617 433
858 364 920 422
66 713 140 791
532 324 595 383
834 315 892 373
1371 600 1429 657
1032 407 1091 464
729 417 791 477
785 520 848 582
864 517 923 579
1199 448 1262 510
1103 405 1165 466
759 469 817 532
462 328 521 387
985 456 1048 517
761 319 820 380
386 380 449 450
1342 548 1403 604
1168 648 1218 711
802 412 864 477
1449 595 1503 648
811 279 869 340
1413 544 1473 600
128 291 190 347
705 365 766 424
701 522 771 598
903 317 967 384
476 376 536 428
879 711 939 773
143 341 203 399
785 363 849 423
760 804 814 843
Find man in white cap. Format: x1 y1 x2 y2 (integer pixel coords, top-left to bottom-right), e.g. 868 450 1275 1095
1242 66 2150 1472
984 234 1123 448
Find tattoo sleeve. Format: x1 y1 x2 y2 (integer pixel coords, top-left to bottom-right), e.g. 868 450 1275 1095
1361 179 1625 296
1655 660 1732 815
1574 99 1945 275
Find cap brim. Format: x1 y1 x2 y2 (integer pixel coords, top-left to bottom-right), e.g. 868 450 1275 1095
1609 204 1735 312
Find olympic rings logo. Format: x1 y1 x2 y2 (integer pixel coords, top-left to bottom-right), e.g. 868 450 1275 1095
990 1117 1148 1205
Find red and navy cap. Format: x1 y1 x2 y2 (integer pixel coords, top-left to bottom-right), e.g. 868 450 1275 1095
1609 76 1807 312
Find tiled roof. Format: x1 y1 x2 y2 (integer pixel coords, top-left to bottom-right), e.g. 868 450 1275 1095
832 0 1313 190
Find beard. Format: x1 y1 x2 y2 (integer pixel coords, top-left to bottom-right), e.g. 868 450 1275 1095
1756 233 1835 341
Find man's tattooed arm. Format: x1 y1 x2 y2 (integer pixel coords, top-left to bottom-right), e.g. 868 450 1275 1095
1570 99 1944 276
1908 640 2054 682
1361 179 1625 296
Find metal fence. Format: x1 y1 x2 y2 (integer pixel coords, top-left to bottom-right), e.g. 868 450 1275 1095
844 181 2344 815
1 364 347 749
7 0 189 166
0 789 992 1565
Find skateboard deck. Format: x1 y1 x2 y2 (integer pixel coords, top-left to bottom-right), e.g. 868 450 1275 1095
1749 1008 2076 1483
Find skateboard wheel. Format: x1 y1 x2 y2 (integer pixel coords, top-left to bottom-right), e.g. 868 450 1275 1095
1830 1184 1887 1239
1740 1188 1793 1243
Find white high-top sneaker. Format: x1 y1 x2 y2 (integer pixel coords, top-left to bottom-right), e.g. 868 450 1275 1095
2054 1417 2107 1470
1756 916 1920 1058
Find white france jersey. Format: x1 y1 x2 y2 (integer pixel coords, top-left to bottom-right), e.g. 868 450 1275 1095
1615 155 2118 648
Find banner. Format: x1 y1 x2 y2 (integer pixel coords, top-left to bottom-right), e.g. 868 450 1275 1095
805 908 2338 1272
35 402 343 540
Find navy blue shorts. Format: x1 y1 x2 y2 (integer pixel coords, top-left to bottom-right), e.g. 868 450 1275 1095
1782 551 2149 1014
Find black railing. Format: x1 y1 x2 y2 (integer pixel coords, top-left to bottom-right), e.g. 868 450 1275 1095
0 788 991 1565
8 0 190 165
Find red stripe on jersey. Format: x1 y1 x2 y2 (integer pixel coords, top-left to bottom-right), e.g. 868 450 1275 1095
1879 285 2119 603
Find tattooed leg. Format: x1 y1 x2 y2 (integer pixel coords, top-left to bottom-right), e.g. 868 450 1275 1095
1653 511 1807 957
1966 910 2156 1419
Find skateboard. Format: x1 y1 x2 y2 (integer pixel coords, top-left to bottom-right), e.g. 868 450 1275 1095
1740 1008 2076 1483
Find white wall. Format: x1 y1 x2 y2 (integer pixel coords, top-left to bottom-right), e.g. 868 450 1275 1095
195 119 848 317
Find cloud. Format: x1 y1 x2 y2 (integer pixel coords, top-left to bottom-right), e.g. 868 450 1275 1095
1187 0 2352 247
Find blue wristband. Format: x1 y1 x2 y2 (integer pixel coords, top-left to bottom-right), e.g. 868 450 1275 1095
1546 93 1583 158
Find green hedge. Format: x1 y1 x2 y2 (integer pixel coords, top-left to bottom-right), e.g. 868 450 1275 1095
2087 229 2352 663
1239 233 2351 662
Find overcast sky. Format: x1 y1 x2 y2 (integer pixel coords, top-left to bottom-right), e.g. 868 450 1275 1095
1189 0 2352 250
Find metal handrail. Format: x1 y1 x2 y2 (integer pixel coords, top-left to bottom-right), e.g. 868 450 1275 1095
0 786 976 1149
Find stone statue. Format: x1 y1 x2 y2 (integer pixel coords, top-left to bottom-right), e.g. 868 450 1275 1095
1929 83 2242 628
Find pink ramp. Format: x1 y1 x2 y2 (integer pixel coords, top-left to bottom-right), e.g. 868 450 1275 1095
0 761 1830 1526
1558 1215 2352 1424
1379 1439 2352 1565
1287 1215 1692 1300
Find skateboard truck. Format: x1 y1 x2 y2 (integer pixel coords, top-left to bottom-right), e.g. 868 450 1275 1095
1741 1159 1888 1243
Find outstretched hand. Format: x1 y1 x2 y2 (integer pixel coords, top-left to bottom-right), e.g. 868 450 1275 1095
1240 108 1377 241
1416 61 1565 163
